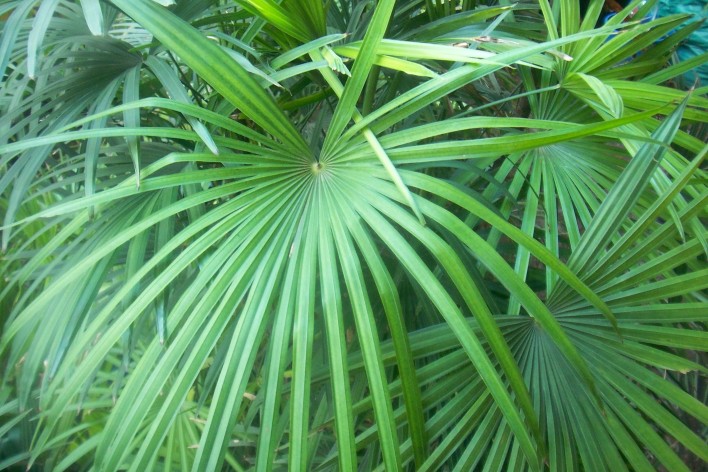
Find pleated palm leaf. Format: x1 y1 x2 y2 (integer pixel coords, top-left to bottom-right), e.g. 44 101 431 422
0 0 706 471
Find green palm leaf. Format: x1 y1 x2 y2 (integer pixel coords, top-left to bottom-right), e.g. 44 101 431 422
1 1 706 471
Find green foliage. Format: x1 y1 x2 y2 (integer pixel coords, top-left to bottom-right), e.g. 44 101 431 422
1 0 706 470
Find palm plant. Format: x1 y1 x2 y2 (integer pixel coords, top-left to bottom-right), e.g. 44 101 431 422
1 0 706 470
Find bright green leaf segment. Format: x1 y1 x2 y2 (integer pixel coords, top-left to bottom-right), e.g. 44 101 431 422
1 1 706 471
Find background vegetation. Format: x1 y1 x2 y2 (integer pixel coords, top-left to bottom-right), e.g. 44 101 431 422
1 0 706 470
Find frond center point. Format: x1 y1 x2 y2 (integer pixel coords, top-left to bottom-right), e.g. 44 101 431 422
311 161 325 174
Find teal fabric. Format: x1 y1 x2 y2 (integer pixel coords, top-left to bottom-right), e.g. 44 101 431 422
659 0 708 84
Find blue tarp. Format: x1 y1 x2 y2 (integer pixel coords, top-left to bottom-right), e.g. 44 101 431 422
659 0 708 84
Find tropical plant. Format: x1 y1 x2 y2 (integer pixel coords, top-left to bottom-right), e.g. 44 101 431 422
0 0 706 470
